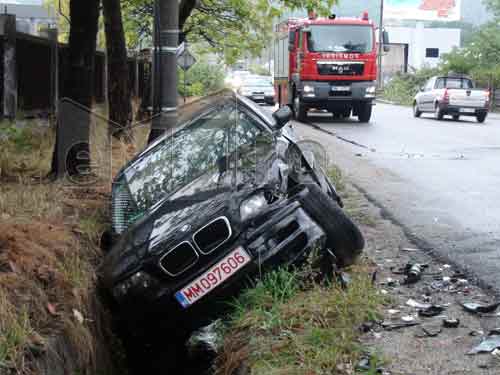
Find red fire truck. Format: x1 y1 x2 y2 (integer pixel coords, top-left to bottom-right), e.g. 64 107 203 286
274 12 388 123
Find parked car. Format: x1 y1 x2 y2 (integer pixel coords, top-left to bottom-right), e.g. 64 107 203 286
225 69 252 88
237 76 275 105
99 90 364 370
413 75 490 123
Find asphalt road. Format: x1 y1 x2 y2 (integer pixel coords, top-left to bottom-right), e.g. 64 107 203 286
285 103 500 294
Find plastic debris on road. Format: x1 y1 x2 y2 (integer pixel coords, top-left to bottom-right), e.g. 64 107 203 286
462 302 500 314
406 299 431 310
443 319 460 328
468 334 500 355
418 305 446 318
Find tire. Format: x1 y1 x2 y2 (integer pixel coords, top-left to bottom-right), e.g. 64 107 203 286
452 115 460 121
298 183 365 267
293 95 307 122
434 103 444 120
413 102 422 118
357 102 372 123
477 113 487 123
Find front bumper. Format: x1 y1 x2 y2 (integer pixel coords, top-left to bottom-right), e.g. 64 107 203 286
109 194 325 336
300 81 376 104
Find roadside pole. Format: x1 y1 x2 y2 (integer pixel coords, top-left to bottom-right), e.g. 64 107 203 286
149 0 179 143
378 0 384 90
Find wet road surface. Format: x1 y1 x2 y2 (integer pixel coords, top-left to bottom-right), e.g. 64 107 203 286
278 103 500 294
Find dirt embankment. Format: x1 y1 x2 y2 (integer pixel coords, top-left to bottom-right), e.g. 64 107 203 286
0 117 138 374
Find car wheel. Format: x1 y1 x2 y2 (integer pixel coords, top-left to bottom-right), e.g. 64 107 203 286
293 95 307 122
298 183 364 267
477 113 487 123
452 115 460 121
413 102 422 118
357 102 372 123
434 104 444 120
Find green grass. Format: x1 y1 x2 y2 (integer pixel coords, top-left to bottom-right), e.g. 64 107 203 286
217 265 384 375
0 293 36 372
328 167 376 227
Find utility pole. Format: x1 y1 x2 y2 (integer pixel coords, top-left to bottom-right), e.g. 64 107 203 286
149 0 179 143
378 0 384 90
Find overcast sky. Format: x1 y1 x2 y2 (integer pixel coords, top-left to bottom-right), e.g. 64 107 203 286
0 0 42 4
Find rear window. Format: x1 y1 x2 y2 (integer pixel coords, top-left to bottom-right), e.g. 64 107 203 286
435 78 473 89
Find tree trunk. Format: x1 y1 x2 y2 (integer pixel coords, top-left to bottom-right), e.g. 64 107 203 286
103 0 132 140
50 0 100 178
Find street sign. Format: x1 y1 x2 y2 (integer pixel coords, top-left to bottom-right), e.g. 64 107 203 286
177 43 197 71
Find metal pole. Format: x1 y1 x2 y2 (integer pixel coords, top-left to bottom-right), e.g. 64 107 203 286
378 0 384 90
184 40 187 104
149 0 179 143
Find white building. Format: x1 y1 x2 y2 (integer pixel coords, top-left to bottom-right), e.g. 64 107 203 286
0 2 57 36
386 24 461 71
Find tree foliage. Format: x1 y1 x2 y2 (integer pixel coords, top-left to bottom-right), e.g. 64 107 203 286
441 22 500 86
122 0 336 63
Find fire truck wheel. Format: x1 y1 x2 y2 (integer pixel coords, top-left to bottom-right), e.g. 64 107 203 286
294 96 307 122
357 102 372 123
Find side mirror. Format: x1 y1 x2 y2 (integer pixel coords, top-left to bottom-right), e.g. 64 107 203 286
382 30 390 52
420 86 425 92
273 106 293 129
288 30 295 51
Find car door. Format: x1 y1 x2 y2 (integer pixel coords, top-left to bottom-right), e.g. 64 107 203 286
420 78 436 111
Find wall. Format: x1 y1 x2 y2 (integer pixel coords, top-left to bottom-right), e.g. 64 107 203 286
386 25 461 70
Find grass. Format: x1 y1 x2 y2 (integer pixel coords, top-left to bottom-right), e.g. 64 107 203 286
0 108 135 374
328 167 376 227
216 264 384 375
0 293 36 372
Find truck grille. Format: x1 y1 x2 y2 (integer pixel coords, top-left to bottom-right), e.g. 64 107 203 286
193 217 232 254
317 62 364 76
159 242 199 276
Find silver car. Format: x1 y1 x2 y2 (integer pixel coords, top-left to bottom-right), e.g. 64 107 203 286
413 75 490 123
238 76 275 105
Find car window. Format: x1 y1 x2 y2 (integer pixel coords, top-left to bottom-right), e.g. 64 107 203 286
124 105 272 211
435 78 473 89
244 78 273 87
425 78 435 91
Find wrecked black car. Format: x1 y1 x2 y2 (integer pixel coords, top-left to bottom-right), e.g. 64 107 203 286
99 90 364 347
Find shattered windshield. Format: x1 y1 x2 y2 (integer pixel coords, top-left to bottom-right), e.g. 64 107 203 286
307 25 373 53
124 104 272 212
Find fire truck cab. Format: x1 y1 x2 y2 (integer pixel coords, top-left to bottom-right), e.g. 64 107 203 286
274 12 386 123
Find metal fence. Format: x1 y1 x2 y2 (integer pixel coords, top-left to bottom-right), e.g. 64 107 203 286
0 13 151 119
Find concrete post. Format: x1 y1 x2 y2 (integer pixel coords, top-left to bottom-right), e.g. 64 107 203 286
0 14 17 119
47 28 59 118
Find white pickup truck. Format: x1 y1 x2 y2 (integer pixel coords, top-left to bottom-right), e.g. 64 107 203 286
413 76 490 123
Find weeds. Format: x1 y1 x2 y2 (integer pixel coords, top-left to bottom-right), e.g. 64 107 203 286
218 265 384 375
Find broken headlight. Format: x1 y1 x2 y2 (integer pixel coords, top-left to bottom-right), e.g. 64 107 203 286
240 194 268 221
112 271 156 301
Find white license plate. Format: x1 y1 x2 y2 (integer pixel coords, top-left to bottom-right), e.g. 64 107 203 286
175 247 251 308
331 86 351 92
460 108 475 113
253 95 264 100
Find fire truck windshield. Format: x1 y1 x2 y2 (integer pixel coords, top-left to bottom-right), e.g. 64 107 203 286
306 25 373 53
